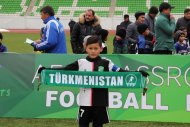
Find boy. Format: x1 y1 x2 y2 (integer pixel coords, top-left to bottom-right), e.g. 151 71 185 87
137 24 153 54
0 32 7 52
175 31 188 54
113 28 128 54
38 36 148 127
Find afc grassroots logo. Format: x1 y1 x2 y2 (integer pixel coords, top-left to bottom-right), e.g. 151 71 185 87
125 74 137 87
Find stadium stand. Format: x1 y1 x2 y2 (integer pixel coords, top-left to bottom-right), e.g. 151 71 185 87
116 0 148 13
77 0 111 7
0 0 190 17
25 0 31 6
0 0 23 14
35 0 40 6
35 0 73 13
167 0 190 13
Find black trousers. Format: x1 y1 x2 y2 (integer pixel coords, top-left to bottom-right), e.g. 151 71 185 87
154 50 172 54
79 123 103 127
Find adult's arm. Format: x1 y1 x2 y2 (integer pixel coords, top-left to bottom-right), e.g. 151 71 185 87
126 24 137 44
35 21 59 51
71 23 81 53
157 18 176 36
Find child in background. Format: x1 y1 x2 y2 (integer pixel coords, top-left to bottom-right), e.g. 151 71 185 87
137 24 153 54
0 32 7 52
38 35 149 127
175 32 188 54
97 29 109 54
113 28 128 54
175 27 189 49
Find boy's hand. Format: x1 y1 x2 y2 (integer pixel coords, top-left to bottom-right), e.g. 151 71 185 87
139 70 149 77
31 42 38 51
138 71 149 96
143 87 148 96
38 67 46 73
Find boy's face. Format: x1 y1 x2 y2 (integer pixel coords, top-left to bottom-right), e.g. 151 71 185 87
137 15 145 24
86 43 102 59
143 28 150 36
179 35 185 42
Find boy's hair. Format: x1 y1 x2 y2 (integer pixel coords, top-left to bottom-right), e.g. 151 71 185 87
0 32 3 40
137 23 148 34
116 28 126 39
86 35 102 47
40 6 55 16
179 26 187 31
176 31 185 40
184 8 190 14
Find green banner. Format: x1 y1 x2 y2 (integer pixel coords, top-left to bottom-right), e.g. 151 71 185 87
41 70 146 88
1 53 190 123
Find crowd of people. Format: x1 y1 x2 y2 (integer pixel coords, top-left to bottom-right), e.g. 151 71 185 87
1 2 190 55
115 2 190 55
69 2 190 55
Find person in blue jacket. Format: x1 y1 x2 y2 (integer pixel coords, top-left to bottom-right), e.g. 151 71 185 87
31 6 67 54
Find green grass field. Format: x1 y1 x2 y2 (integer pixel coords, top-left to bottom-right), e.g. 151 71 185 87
1 32 190 127
1 118 190 127
2 32 115 54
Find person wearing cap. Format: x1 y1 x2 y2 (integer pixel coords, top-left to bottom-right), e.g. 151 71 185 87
126 11 145 54
154 2 176 54
113 28 128 54
176 8 190 31
137 23 153 54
